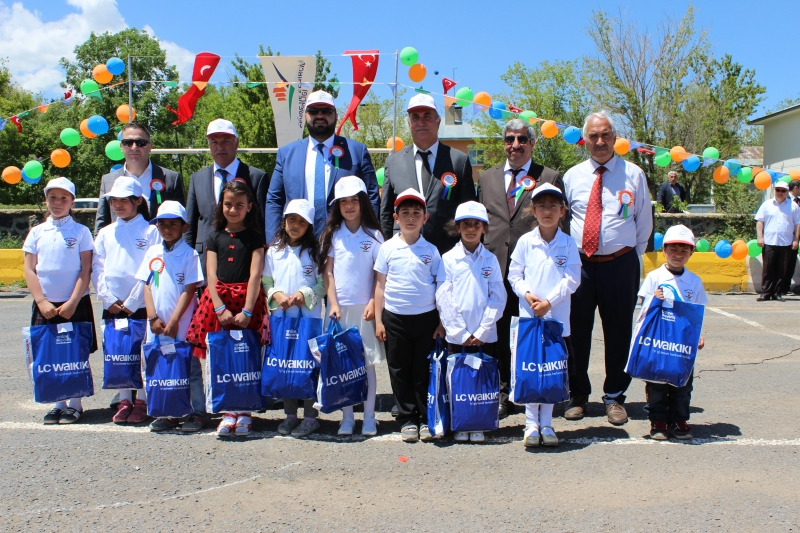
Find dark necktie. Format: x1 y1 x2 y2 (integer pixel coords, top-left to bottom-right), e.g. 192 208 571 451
507 168 524 217
417 150 432 195
582 165 607 257
217 168 229 202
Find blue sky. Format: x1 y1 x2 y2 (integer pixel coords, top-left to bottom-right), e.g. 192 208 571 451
1 0 797 119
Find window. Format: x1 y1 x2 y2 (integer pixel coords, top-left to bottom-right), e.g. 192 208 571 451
468 147 484 166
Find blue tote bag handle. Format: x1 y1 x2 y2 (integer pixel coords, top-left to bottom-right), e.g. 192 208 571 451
658 283 682 301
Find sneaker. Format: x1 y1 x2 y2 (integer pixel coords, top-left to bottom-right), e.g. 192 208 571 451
338 418 356 436
58 407 82 424
361 419 379 437
524 425 540 448
291 418 320 437
126 400 149 424
454 431 470 442
401 424 419 442
277 416 301 435
181 414 205 433
43 408 63 425
150 417 180 432
670 421 693 440
650 421 669 440
217 414 237 437
112 400 134 424
540 426 559 446
234 414 252 436
419 424 433 442
470 432 485 443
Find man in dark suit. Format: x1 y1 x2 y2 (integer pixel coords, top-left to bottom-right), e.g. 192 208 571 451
380 94 475 254
656 171 686 213
266 90 379 240
185 119 268 272
95 122 184 234
478 117 565 418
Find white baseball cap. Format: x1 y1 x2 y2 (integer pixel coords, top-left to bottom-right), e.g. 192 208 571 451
407 93 436 113
774 180 789 190
394 188 426 211
305 90 335 109
43 176 76 197
284 198 314 225
330 175 367 205
206 119 238 138
454 201 489 224
104 175 143 199
530 182 565 203
150 200 187 224
663 224 695 247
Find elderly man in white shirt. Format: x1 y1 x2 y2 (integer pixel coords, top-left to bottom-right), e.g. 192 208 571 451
563 110 653 426
755 180 800 301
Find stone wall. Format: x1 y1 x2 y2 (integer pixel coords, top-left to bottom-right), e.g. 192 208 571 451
655 212 755 238
0 209 97 239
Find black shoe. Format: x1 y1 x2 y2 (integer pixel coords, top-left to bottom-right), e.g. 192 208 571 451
58 407 82 424
499 403 509 420
43 408 63 425
756 295 769 302
774 295 786 302
391 404 399 418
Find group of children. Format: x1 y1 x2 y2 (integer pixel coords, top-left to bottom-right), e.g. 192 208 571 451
23 173 707 445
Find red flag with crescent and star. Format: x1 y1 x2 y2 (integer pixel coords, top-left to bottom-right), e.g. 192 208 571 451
337 50 379 134
167 52 221 125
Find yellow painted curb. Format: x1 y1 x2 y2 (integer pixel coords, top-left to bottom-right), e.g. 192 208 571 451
643 252 748 292
0 249 24 284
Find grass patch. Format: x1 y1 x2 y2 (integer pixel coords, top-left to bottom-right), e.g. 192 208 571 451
0 204 45 210
0 233 23 249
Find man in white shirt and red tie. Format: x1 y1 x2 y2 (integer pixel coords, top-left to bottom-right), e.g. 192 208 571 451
563 110 653 426
755 180 800 301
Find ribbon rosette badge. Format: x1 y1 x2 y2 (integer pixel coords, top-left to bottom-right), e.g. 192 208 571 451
440 172 457 200
509 176 536 200
617 190 634 219
150 179 165 204
330 145 345 169
147 257 165 287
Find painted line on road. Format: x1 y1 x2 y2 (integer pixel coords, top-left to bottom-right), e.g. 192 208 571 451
707 306 800 342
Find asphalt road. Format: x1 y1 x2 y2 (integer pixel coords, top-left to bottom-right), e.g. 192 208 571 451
0 293 798 532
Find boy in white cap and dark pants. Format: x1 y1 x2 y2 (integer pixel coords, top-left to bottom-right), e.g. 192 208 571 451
755 180 800 301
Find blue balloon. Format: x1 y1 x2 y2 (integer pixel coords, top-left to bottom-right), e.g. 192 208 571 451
21 168 41 185
563 126 582 144
117 130 123 141
715 239 732 259
87 115 109 135
767 169 779 183
654 232 664 251
488 101 507 120
106 57 125 76
434 70 439 75
682 155 701 172
724 159 742 175
110 164 123 172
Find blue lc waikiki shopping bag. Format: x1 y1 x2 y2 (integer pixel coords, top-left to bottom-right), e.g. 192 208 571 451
447 349 500 432
261 315 322 400
23 322 94 403
102 318 146 390
626 286 704 387
308 319 368 414
427 337 450 438
143 339 193 418
205 329 266 413
509 316 570 404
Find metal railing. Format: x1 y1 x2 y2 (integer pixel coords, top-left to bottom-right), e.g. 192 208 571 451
150 148 394 155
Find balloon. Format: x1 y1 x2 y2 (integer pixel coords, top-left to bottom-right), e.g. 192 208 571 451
488 101 507 120
111 164 123 172
614 138 631 155
788 169 800 180
753 171 771 190
653 232 664 251
737 167 753 184
87 115 109 135
713 166 729 184
747 239 762 257
654 149 671 168
696 238 711 252
80 118 97 138
80 79 100 95
386 137 404 152
682 155 701 172
23 160 43 179
106 57 125 76
376 167 385 187
563 126 581 144
540 120 558 139
669 146 689 162
702 147 720 159
473 91 492 110
779 175 792 185
518 110 537 124
21 169 40 185
116 104 136 122
434 70 439 75
92 64 113 84
731 240 748 260
399 47 419 67
2 166 22 184
408 63 426 83
715 239 732 259
724 159 742 175
51 149 71 168
105 140 125 161
454 87 473 108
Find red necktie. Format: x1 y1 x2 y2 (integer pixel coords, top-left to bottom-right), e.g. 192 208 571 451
507 168 523 217
582 165 607 257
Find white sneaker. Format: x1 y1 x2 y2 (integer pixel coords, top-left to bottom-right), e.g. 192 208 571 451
470 431 485 443
524 425 540 448
338 418 355 436
541 426 559 446
454 431 469 442
361 418 379 436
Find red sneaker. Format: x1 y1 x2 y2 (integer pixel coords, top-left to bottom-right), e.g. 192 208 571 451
126 399 149 424
670 421 693 440
650 421 669 440
112 400 133 424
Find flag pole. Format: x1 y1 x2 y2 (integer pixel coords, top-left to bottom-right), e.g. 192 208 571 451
127 52 133 123
391 49 398 151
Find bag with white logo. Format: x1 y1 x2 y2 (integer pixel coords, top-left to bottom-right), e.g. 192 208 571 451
143 339 193 418
446 349 500 432
626 286 704 387
509 316 570 404
308 319 368 414
261 315 322 400
205 329 266 413
427 336 450 438
23 322 94 403
102 318 146 390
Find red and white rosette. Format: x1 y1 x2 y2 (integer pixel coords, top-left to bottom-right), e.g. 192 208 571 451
150 179 165 204
147 257 165 287
440 172 457 200
617 189 633 219
330 145 345 168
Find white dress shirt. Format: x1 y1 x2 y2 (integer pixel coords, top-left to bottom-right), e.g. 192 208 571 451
413 141 439 196
503 159 532 209
304 136 334 206
563 155 653 255
755 196 800 246
123 161 153 206
212 159 241 204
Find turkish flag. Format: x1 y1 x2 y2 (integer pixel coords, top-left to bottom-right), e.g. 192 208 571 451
9 115 21 133
508 105 522 114
167 52 221 125
442 77 457 94
337 50 379 134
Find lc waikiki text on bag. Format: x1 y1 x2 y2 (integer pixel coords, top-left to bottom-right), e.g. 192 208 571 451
261 315 321 400
626 287 704 387
427 337 450 438
308 319 368 414
509 316 570 405
23 322 95 403
204 329 266 413
102 318 147 390
143 339 193 418
447 349 500 433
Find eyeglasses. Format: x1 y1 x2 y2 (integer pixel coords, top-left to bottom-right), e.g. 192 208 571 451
120 138 151 147
306 108 334 116
504 135 529 145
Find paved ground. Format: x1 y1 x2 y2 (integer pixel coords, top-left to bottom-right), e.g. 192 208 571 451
0 293 798 532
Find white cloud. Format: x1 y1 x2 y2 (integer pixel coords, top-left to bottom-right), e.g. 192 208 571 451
142 25 194 82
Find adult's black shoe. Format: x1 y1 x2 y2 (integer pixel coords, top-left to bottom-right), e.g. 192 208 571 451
774 295 786 302
756 295 769 302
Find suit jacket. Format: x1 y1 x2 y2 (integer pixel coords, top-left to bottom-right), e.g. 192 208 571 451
380 142 475 254
184 159 267 270
265 135 379 240
478 162 566 276
94 163 184 234
656 181 686 213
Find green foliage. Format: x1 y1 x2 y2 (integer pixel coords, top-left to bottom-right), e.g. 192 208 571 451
313 50 339 98
0 232 23 249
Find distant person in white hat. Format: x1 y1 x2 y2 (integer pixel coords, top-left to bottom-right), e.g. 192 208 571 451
380 93 475 255
266 90 379 241
755 180 800 301
185 118 268 275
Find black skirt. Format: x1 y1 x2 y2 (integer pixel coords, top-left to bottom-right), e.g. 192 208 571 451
31 294 98 353
101 308 148 320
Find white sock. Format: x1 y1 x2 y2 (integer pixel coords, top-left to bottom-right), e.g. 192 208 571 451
119 390 133 402
136 389 146 403
363 365 377 420
67 398 82 411
525 404 540 428
539 404 554 428
55 401 67 410
341 405 355 422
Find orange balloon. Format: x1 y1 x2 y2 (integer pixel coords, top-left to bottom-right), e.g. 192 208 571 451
713 166 729 184
731 240 748 260
92 64 113 84
116 104 136 122
753 171 772 190
669 146 689 162
80 118 97 138
2 166 22 184
788 169 800 179
408 64 426 83
386 137 405 152
51 149 71 168
473 91 492 110
614 138 631 155
540 120 558 139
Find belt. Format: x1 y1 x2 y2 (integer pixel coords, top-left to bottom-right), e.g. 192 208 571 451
580 246 634 263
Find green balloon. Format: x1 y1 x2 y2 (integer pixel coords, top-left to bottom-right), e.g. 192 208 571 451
702 147 720 159
376 167 385 187
747 239 762 257
738 167 753 183
696 238 710 252
80 79 99 95
779 175 792 185
655 149 671 168
60 128 81 147
23 160 43 179
454 87 473 108
518 110 538 124
105 140 125 161
399 47 419 67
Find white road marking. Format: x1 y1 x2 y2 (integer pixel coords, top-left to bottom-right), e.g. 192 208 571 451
707 306 800 342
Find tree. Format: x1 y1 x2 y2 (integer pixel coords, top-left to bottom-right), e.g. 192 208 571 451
313 50 339 98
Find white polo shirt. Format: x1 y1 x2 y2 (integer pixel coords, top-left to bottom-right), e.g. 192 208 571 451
374 234 441 315
93 214 162 311
332 225 384 306
507 227 581 336
263 244 322 317
436 242 507 344
22 216 94 303
638 264 708 305
754 197 800 246
135 239 204 342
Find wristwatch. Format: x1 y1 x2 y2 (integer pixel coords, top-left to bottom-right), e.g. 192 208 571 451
148 315 159 323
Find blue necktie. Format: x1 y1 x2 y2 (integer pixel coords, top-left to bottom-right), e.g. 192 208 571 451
314 143 326 234
217 168 228 202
